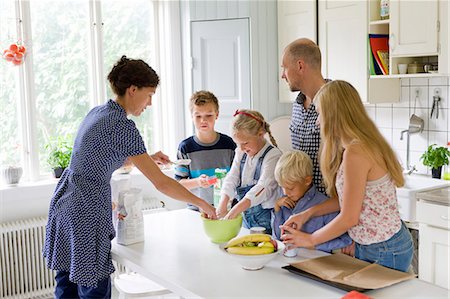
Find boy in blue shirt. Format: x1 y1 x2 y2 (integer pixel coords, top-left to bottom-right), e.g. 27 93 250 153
175 91 236 210
272 150 352 253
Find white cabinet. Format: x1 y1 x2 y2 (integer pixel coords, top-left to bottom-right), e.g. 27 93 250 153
318 1 400 103
277 0 316 103
417 201 450 289
369 0 449 76
319 1 368 102
390 0 439 57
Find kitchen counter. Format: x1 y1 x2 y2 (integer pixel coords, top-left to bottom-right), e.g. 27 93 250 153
111 209 449 298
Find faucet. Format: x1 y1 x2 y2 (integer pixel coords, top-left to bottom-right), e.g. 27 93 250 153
400 129 417 175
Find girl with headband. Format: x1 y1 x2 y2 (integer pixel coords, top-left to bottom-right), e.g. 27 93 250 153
216 109 282 234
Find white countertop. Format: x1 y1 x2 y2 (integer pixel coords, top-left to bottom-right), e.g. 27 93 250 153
111 209 449 298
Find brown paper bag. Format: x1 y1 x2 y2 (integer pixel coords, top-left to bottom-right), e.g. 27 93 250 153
290 253 415 290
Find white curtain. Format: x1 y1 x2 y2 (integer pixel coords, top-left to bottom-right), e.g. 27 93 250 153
151 0 185 159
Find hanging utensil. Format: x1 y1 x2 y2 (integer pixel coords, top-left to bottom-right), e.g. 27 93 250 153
430 88 441 119
409 89 424 134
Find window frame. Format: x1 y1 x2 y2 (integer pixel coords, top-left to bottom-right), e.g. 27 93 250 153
3 0 168 182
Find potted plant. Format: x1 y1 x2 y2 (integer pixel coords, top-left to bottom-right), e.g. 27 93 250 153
420 144 450 179
45 136 73 178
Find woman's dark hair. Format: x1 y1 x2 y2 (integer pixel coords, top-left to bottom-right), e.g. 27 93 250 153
107 55 159 96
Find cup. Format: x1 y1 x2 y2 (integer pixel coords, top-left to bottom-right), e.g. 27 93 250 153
398 64 408 74
283 246 298 257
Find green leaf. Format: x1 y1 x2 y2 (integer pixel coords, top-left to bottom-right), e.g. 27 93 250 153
420 144 450 169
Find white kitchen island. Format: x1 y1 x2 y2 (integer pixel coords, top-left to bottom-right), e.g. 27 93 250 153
111 209 449 299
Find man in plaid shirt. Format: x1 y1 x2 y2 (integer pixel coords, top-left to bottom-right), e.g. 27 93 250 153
280 38 329 194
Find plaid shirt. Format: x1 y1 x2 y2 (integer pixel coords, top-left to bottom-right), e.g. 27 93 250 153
290 90 325 194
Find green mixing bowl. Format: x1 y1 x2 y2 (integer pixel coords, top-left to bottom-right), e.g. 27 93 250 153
201 213 243 243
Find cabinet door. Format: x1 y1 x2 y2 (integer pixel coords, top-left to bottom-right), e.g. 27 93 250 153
390 0 439 56
319 1 368 102
419 224 450 289
277 0 316 103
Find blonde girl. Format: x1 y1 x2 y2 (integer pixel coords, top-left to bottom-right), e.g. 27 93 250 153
282 80 413 272
217 109 282 234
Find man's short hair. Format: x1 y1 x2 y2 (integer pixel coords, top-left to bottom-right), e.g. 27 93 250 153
286 38 322 70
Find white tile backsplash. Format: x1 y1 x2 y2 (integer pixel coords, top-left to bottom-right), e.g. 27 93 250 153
366 76 450 174
410 78 429 86
429 131 448 147
401 78 410 87
429 77 448 86
409 151 427 174
365 106 376 123
393 128 407 150
379 128 393 145
428 108 448 131
393 87 410 107
410 86 429 109
375 107 393 128
392 108 410 129
410 132 429 152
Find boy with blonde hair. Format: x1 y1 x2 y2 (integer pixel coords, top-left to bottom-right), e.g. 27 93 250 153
272 150 351 253
175 90 236 210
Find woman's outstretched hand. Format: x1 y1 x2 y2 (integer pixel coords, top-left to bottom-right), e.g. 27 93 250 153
200 202 217 220
151 151 171 165
280 224 315 249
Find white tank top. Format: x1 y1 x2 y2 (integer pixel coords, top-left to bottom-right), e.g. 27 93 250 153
336 165 401 245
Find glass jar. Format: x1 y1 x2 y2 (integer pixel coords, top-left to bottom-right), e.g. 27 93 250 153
380 0 390 20
443 142 450 180
213 168 228 207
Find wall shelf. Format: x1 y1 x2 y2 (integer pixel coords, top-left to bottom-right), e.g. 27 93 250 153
370 19 389 25
370 73 447 79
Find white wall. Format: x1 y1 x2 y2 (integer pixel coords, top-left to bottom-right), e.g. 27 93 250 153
0 170 186 223
366 77 450 175
180 0 292 133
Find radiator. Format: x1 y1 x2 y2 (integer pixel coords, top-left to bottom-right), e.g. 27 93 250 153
0 198 166 298
0 217 55 299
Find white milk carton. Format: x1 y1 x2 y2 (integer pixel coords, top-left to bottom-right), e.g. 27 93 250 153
116 188 144 245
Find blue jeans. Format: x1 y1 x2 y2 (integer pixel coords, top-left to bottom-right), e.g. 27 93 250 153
235 185 273 235
355 222 413 272
243 205 273 235
55 271 111 299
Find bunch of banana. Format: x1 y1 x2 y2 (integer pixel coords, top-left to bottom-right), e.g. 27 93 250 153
225 234 278 255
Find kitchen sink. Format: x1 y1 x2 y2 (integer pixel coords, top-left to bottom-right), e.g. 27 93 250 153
396 175 450 222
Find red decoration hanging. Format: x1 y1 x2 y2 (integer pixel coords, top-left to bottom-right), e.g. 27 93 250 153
2 42 26 66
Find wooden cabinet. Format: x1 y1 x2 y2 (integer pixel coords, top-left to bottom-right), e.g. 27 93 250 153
319 1 367 102
417 201 450 290
318 1 399 103
390 0 439 57
369 0 449 76
277 0 316 103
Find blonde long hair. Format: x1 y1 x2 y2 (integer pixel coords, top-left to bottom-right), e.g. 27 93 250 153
232 109 278 147
316 80 404 198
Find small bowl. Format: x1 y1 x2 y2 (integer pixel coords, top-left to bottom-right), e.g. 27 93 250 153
219 240 285 270
201 214 242 243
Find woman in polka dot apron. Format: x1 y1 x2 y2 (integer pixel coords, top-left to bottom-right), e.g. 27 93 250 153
281 81 413 272
43 56 217 298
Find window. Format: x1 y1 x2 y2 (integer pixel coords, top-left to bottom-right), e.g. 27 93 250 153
101 0 155 152
0 0 158 181
0 1 22 167
29 0 91 172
